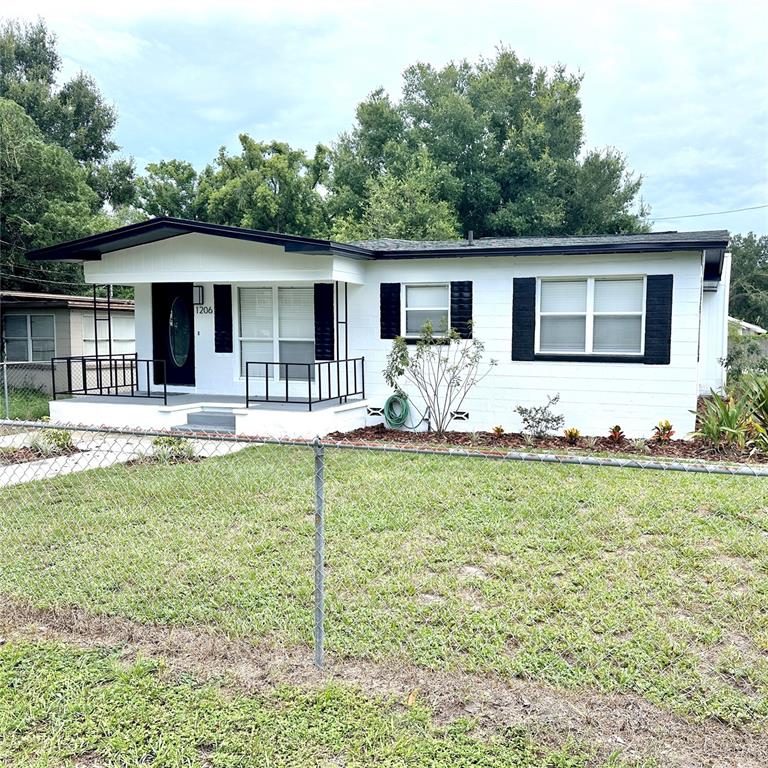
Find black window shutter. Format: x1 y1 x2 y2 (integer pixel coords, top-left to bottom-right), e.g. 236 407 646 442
314 283 335 361
644 274 673 365
213 284 233 354
512 277 536 361
450 281 473 339
380 283 401 339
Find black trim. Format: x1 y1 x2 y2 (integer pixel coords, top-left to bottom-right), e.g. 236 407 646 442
450 281 473 339
644 274 674 365
380 283 401 339
213 284 233 354
511 278 536 361
314 283 335 361
26 216 374 262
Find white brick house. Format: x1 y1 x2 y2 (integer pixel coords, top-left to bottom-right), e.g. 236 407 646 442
27 218 730 438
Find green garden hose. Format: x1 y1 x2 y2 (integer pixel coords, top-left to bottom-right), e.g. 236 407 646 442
384 393 410 429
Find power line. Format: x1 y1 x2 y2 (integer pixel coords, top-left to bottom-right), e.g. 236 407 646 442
654 204 768 221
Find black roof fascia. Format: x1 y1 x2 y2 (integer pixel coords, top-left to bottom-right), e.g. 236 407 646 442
26 217 374 262
373 241 728 260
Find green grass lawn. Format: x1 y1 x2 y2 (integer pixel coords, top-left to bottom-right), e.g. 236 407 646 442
0 445 766 728
0 387 50 420
0 640 614 768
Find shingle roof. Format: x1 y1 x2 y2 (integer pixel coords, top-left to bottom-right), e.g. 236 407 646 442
351 230 730 253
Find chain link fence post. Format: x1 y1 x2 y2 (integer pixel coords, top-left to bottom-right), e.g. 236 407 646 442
313 437 325 668
1 362 9 420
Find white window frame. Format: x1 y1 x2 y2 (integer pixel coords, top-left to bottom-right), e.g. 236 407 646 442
535 276 646 356
237 286 316 378
2 313 56 362
401 283 451 338
81 312 135 356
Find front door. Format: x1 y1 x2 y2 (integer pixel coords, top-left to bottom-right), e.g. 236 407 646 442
152 283 195 386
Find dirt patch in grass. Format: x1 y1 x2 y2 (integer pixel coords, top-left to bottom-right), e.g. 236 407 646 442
327 424 768 464
1 601 765 768
0 445 80 465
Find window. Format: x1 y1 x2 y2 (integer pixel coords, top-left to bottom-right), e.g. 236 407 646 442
404 284 449 336
2 314 55 361
537 277 644 355
82 314 135 356
238 287 315 376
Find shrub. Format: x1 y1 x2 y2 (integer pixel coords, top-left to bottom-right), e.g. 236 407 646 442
608 425 625 444
30 428 73 455
152 435 195 463
563 427 580 445
694 392 754 451
584 436 598 449
383 321 497 436
632 438 650 453
652 420 675 443
723 333 768 381
491 425 505 436
515 394 564 438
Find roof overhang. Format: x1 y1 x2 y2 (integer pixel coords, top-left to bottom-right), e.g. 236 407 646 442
26 217 375 263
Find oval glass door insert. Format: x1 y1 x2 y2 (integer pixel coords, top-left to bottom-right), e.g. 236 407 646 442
168 296 191 367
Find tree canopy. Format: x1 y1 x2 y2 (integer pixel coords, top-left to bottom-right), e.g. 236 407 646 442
327 49 648 239
0 18 137 293
729 233 768 328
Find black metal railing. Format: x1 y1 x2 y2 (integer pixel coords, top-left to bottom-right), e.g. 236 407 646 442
51 354 168 404
245 358 365 411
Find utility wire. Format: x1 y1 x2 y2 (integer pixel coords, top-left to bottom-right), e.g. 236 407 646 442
654 204 768 221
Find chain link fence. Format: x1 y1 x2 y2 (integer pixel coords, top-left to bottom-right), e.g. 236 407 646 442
1 419 767 761
0 361 53 420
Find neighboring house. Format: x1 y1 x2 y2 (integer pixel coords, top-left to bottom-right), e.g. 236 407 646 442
728 316 767 337
26 218 730 438
0 290 135 393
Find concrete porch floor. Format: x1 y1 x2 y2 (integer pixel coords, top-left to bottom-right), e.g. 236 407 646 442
48 393 370 438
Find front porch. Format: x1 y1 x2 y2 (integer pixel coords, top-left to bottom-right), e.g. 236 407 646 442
49 390 370 439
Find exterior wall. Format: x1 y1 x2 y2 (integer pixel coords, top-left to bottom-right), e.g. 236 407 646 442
698 253 731 394
88 239 725 440
83 233 351 284
349 251 705 439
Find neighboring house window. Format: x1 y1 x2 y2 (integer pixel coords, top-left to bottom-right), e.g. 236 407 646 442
537 277 645 355
1 314 55 361
403 284 450 336
238 287 315 376
82 314 136 356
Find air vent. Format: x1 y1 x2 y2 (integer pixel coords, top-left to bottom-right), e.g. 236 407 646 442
367 406 384 417
450 410 470 421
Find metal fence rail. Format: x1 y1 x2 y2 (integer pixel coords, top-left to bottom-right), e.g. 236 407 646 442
245 357 365 410
0 418 766 753
50 354 168 403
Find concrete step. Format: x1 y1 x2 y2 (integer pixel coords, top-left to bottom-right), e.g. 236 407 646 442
185 411 237 431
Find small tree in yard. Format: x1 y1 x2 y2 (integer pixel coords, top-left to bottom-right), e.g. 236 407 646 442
383 321 496 436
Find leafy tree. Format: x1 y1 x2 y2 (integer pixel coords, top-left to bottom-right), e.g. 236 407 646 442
729 232 768 327
328 48 648 239
136 159 199 218
196 136 328 235
1 19 118 163
0 98 100 293
332 150 460 241
1 18 135 218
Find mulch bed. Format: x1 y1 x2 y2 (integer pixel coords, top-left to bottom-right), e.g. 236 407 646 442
326 423 768 464
0 446 80 466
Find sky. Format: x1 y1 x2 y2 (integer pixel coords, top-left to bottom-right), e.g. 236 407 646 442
4 0 768 235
